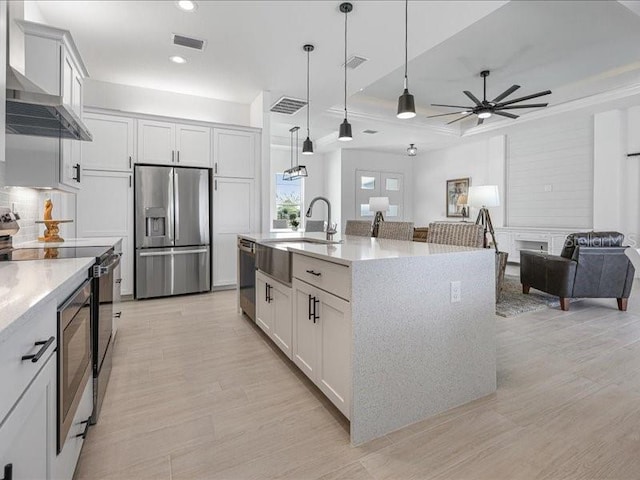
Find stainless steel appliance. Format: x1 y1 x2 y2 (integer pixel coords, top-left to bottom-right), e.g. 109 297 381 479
238 238 256 320
57 280 92 453
135 165 211 299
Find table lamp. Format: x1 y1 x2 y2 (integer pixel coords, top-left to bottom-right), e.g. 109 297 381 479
467 185 500 252
456 193 469 221
369 196 389 237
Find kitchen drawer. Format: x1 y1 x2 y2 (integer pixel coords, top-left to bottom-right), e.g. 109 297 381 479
293 254 351 301
0 299 56 423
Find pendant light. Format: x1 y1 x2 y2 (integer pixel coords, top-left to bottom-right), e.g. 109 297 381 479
396 0 416 119
407 143 417 156
338 2 353 141
302 44 315 155
283 126 308 181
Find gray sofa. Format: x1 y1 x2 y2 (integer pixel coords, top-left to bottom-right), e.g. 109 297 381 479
520 231 635 311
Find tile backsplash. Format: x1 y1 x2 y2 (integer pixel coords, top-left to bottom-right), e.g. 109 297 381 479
0 162 77 244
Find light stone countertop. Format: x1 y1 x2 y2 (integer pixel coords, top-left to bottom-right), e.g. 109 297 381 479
0 257 96 343
16 237 123 249
239 232 481 266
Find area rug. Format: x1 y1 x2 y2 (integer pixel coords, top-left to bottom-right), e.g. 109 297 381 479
496 275 578 317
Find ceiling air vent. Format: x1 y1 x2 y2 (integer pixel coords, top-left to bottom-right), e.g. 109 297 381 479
362 129 378 134
270 96 307 115
343 55 368 69
172 33 206 51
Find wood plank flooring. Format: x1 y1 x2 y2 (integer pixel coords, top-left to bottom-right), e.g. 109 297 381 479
75 288 640 480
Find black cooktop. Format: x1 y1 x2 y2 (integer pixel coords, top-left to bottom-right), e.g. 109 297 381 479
0 246 113 262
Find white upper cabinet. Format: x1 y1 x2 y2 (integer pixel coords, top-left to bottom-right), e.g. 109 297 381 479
176 124 211 167
82 113 134 171
138 120 211 167
213 128 257 178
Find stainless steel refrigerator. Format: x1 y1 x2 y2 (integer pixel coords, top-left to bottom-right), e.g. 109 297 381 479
135 165 211 299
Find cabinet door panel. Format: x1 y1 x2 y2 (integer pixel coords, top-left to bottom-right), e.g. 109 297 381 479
255 272 272 336
213 178 254 287
292 281 317 381
77 171 132 237
137 120 175 165
0 357 55 480
176 125 211 167
82 114 134 171
62 50 74 109
317 291 351 418
213 128 255 178
272 283 293 359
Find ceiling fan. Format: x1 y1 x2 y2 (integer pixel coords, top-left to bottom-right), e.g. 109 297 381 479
428 70 552 126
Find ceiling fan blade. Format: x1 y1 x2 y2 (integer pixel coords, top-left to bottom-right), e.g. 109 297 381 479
493 111 519 119
427 111 466 118
497 90 552 107
447 113 474 125
477 117 484 126
463 91 483 106
497 103 548 110
430 104 474 109
492 85 520 103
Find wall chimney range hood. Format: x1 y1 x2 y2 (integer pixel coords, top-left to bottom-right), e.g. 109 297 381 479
6 66 92 141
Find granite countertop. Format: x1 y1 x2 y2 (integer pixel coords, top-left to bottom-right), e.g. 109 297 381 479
239 232 484 266
16 237 123 249
0 257 96 343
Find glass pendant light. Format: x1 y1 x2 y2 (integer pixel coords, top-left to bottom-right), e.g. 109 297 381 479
338 2 353 141
302 44 314 155
397 0 416 119
283 126 308 181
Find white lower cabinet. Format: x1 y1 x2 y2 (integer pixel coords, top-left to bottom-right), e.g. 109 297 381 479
256 272 293 359
292 277 351 419
0 352 55 480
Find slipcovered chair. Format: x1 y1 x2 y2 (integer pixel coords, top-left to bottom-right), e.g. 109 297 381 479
520 232 635 311
345 220 372 237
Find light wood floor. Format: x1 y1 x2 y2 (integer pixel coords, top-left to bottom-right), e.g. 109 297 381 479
75 287 640 480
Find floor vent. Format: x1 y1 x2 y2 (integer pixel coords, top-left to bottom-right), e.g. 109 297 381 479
344 55 368 69
362 129 379 134
270 96 307 115
172 33 207 51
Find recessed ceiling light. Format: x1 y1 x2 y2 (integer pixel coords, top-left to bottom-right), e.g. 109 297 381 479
176 0 197 12
169 55 187 64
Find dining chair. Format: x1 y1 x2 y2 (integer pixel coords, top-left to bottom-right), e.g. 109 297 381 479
344 220 372 237
377 221 415 240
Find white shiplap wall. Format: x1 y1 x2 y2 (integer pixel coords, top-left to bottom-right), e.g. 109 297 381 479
507 117 593 228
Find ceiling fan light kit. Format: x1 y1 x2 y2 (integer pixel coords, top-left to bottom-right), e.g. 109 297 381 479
428 69 552 126
338 2 353 142
397 0 416 119
302 44 315 155
407 143 417 156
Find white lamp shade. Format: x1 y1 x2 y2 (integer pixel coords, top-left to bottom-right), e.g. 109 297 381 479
467 185 500 208
368 196 389 212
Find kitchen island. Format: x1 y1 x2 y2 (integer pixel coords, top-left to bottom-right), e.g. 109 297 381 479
240 232 496 445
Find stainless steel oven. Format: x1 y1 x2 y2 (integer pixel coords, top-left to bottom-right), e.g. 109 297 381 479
238 238 256 321
57 279 92 454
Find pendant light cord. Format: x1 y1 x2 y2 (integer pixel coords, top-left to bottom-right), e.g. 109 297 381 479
344 7 348 120
404 0 408 90
306 49 311 137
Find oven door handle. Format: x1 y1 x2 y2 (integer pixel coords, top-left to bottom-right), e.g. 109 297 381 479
93 254 121 277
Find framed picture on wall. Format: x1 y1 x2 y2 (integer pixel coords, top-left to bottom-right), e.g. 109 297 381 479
446 177 470 218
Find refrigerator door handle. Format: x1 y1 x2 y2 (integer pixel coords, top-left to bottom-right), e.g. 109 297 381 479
175 171 180 242
167 169 174 243
139 249 208 257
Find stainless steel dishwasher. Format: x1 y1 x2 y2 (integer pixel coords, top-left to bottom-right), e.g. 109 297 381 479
238 238 256 321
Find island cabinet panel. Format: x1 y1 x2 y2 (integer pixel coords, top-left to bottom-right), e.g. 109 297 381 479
256 271 293 359
292 279 319 381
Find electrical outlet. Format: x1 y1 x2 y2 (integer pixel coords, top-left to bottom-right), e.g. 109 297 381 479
450 281 461 303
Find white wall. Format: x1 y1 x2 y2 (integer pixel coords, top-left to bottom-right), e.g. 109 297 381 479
413 136 505 227
84 79 250 127
341 149 414 232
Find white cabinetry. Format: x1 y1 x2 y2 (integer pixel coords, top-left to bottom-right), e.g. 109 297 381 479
256 271 293 359
495 227 588 263
213 128 257 178
213 177 256 287
138 120 210 167
76 170 134 295
292 254 351 419
82 113 134 171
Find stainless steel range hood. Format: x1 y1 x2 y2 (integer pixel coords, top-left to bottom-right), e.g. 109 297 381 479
6 66 92 141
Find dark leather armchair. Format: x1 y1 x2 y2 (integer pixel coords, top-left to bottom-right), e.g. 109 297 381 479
520 232 635 311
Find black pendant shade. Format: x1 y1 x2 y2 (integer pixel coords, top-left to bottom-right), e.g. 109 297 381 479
339 118 353 141
302 136 314 154
397 88 415 119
